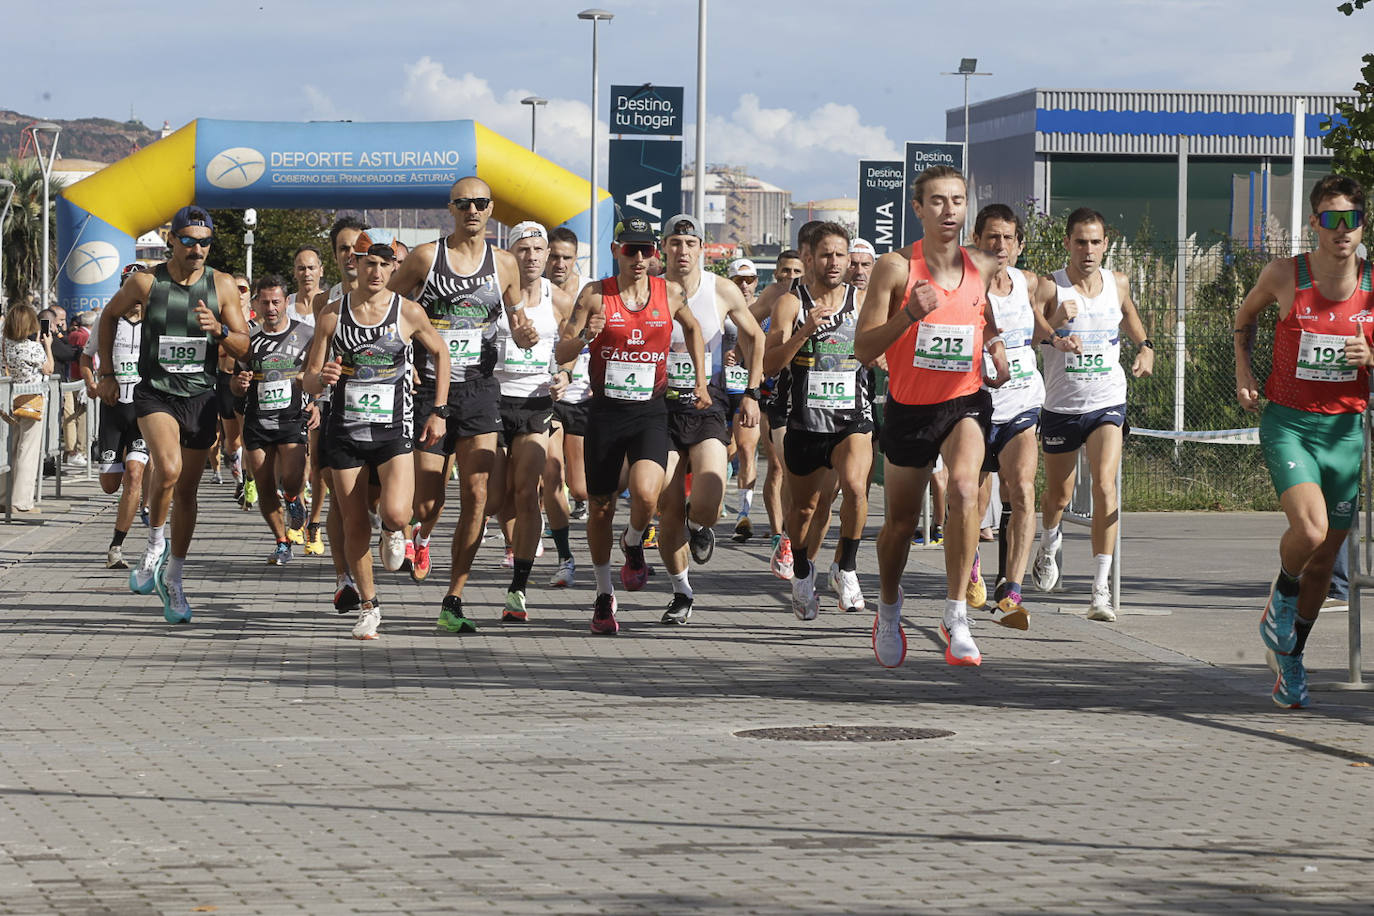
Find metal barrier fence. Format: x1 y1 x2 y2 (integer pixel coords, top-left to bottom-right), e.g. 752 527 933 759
1329 409 1373 692
0 377 11 523
3 375 98 520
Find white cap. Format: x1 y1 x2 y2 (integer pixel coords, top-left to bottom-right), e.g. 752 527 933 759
508 221 548 246
727 258 757 278
849 238 876 258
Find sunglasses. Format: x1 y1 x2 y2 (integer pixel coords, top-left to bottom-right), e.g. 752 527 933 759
621 244 656 258
1316 209 1365 231
177 235 214 248
450 197 492 211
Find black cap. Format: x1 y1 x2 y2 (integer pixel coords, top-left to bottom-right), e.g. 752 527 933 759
615 217 657 245
170 206 214 233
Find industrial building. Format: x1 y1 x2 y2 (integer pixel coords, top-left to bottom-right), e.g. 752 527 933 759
681 167 790 250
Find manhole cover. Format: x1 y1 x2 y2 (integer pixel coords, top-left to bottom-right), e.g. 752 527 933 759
734 725 954 742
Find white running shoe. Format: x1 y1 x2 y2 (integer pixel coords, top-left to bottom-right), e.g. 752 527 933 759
379 529 407 572
1031 539 1060 592
790 567 819 620
352 603 381 640
940 607 982 666
106 545 128 570
872 587 907 668
1087 585 1117 622
828 562 865 613
164 577 193 624
548 557 576 588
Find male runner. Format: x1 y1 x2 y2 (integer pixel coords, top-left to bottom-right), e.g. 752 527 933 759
764 222 874 619
289 245 323 326
855 166 1010 668
655 214 764 624
1235 174 1371 708
304 230 450 639
287 245 324 550
724 257 761 541
231 273 315 565
81 263 149 569
386 176 525 631
96 206 250 623
1029 208 1154 622
554 218 710 633
221 274 254 508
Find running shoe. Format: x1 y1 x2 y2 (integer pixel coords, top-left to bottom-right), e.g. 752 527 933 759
569 499 588 521
590 592 619 634
128 540 168 595
268 541 292 566
790 566 819 621
992 594 1030 631
379 529 407 572
400 540 415 573
352 603 381 640
619 531 649 591
689 523 715 564
501 546 515 568
242 478 258 510
155 567 192 624
286 526 305 545
643 523 659 549
1087 585 1116 622
1260 575 1299 655
929 525 943 545
828 562 865 614
662 592 694 625
139 506 150 527
872 587 907 668
286 497 306 533
503 590 528 622
732 515 752 542
912 528 926 546
1031 539 1060 592
536 539 545 558
549 557 576 588
770 534 794 580
410 532 431 582
437 595 478 633
967 551 987 608
333 574 361 614
1267 648 1309 709
940 607 982 666
212 468 224 485
105 545 128 570
233 480 245 506
304 525 325 556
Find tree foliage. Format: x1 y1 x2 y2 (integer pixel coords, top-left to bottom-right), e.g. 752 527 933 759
0 157 66 305
1321 3 1374 188
206 208 332 289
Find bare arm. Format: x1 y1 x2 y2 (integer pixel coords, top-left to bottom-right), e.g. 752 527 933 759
1234 259 1290 410
302 304 341 396
555 282 602 366
762 292 809 377
1115 272 1154 379
855 251 922 365
387 242 432 299
95 274 150 403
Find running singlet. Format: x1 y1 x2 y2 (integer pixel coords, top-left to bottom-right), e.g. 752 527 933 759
494 278 558 399
720 316 749 395
86 316 143 404
588 276 673 402
562 277 595 404
667 269 724 410
327 293 412 443
1041 267 1126 414
786 283 871 433
986 267 1045 423
286 292 316 327
1266 255 1374 415
140 262 221 397
417 238 504 386
885 242 986 406
241 318 314 433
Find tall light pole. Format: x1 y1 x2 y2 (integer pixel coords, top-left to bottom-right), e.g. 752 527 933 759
31 121 61 314
694 0 707 224
244 208 257 281
941 59 991 180
578 8 613 280
522 96 548 153
0 178 14 308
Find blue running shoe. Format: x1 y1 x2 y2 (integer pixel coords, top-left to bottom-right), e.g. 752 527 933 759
1260 575 1298 654
286 497 306 532
153 565 191 624
269 541 292 566
128 541 168 595
1267 649 1308 709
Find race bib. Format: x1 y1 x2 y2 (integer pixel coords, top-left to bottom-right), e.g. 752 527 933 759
571 349 591 383
257 379 293 411
1296 331 1357 382
912 323 975 372
604 360 654 401
1003 345 1037 390
342 383 395 421
806 369 856 410
724 364 749 394
667 350 711 389
157 336 207 374
502 337 553 375
1065 330 1114 378
113 355 140 384
440 328 482 368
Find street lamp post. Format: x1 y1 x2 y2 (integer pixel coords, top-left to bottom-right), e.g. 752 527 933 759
244 208 257 281
31 121 62 314
694 0 707 224
521 96 548 153
940 59 991 182
577 8 613 280
0 178 15 308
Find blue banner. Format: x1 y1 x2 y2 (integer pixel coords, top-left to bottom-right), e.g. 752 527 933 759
902 141 964 245
56 198 130 316
857 159 905 254
611 85 684 137
610 139 682 233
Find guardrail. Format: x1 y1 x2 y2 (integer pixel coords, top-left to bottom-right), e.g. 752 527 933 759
3 375 101 520
1323 410 1372 692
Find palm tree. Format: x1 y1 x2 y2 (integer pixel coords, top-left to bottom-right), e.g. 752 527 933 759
1 156 66 306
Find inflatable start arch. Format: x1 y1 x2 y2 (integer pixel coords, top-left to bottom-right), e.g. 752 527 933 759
57 118 614 313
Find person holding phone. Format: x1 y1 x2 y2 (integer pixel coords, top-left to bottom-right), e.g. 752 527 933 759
1 304 55 512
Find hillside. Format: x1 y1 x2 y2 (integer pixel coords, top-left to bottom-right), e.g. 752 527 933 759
0 110 160 164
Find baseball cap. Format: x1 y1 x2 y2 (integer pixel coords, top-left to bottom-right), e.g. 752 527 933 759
661 213 704 240
850 238 876 258
615 218 658 245
353 229 398 259
170 206 214 233
727 258 757 279
508 221 548 245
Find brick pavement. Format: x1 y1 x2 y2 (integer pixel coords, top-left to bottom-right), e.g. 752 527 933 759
1 477 1372 915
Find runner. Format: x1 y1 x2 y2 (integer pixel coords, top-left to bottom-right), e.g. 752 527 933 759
553 218 710 634
763 222 874 619
1235 174 1371 708
1029 207 1155 623
96 206 251 623
724 257 761 542
386 176 524 632
220 274 255 509
855 166 1010 668
490 221 572 621
289 245 323 326
303 230 450 639
970 204 1067 630
80 262 149 570
654 213 764 624
231 273 315 565
542 226 593 587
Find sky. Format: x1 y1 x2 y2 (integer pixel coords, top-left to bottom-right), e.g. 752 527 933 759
2 0 1367 203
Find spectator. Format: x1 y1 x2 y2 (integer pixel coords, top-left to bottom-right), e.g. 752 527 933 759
1 304 55 512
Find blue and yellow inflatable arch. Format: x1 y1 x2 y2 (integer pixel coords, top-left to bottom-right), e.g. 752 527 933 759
57 118 614 313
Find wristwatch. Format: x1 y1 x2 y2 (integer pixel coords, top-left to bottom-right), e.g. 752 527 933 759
432 404 454 419
1139 338 1155 349
743 387 760 400
215 324 230 341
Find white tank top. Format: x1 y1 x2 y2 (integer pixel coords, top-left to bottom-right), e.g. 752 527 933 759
668 268 723 392
1041 267 1127 413
563 276 594 404
287 292 316 327
985 267 1045 423
494 279 559 398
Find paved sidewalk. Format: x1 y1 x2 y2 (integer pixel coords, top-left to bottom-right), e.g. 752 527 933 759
1 478 1372 915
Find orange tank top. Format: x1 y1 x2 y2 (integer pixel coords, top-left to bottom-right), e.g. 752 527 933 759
1265 255 1374 415
885 242 987 406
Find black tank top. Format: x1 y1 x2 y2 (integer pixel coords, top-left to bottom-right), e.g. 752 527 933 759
786 284 871 433
241 318 314 434
327 293 411 443
417 238 503 388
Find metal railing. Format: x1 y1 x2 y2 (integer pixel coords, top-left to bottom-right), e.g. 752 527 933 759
1324 410 1373 692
